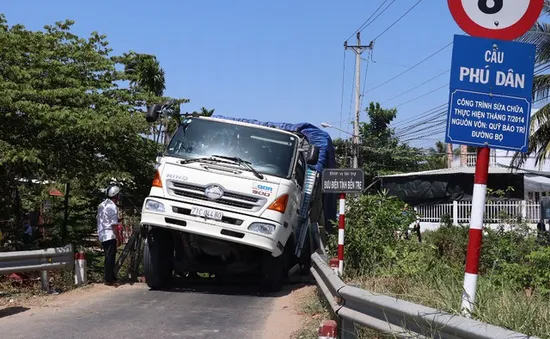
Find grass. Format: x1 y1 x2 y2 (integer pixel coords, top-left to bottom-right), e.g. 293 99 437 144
292 286 394 339
291 287 332 339
0 270 76 303
346 267 550 338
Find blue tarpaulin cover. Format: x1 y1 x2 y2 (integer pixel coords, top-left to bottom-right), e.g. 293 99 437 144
212 115 338 232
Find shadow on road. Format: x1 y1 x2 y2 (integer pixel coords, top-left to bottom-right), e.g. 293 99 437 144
0 306 30 318
154 274 315 298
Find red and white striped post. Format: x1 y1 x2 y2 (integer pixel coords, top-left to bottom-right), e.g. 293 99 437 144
337 193 346 276
461 146 490 316
318 320 337 339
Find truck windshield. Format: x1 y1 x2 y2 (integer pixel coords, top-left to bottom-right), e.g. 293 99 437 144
166 118 297 178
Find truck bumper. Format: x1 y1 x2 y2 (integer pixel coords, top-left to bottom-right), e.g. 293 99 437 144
140 197 283 256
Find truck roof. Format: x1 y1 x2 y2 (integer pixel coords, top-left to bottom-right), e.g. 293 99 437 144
199 115 301 137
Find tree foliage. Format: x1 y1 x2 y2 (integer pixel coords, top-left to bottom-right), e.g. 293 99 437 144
333 102 427 182
513 2 550 167
0 15 186 247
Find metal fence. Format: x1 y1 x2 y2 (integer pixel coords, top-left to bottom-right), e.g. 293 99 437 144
310 252 538 339
0 244 74 291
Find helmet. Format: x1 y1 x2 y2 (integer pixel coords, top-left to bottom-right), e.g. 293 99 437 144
106 185 121 198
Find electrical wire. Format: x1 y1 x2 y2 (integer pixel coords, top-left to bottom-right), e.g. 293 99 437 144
345 0 396 41
372 0 424 41
401 93 550 143
360 49 373 109
392 57 550 137
393 84 448 109
392 103 447 128
338 49 347 138
381 69 450 104
365 42 453 93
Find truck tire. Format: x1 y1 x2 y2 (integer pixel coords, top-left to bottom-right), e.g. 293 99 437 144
261 244 291 293
143 228 173 290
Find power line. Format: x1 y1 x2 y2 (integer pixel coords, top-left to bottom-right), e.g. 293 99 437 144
365 42 453 93
360 49 373 109
372 0 424 41
346 0 396 41
393 84 448 109
396 113 447 136
397 120 446 139
392 103 447 128
381 69 450 104
368 59 448 72
338 49 347 138
393 60 550 136
395 109 447 136
402 94 550 143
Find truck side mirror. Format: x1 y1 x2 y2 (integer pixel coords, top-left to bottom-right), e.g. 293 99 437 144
306 145 319 165
146 104 162 123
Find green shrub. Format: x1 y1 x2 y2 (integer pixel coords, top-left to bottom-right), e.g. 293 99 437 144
422 225 469 265
480 226 538 275
327 190 416 276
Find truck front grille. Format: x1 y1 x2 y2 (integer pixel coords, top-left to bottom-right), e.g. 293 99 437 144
168 181 267 211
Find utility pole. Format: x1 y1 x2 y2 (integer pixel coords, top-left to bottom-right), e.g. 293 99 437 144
345 32 374 169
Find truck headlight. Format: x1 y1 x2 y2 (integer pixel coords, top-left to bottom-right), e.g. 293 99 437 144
248 222 275 235
145 199 165 213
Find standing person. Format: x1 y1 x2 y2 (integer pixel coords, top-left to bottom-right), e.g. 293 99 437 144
97 185 121 286
537 219 546 245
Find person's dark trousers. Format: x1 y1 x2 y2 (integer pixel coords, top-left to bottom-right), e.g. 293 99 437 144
102 239 117 283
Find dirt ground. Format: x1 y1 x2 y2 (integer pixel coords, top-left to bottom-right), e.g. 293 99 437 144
261 284 317 339
0 282 141 311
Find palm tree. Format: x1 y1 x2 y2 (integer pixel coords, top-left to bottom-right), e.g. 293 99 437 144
124 52 166 96
192 107 215 117
512 2 550 167
124 52 168 144
426 141 461 169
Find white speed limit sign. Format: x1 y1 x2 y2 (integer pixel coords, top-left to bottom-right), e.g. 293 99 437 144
448 0 544 40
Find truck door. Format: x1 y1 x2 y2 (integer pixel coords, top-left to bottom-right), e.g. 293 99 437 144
291 152 307 229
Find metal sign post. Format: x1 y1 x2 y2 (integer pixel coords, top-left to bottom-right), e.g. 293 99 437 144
321 168 364 276
446 0 541 317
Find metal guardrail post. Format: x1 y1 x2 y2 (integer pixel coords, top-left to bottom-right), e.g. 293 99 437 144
40 270 49 292
340 318 357 339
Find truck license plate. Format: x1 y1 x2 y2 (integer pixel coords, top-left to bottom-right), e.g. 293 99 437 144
190 207 223 221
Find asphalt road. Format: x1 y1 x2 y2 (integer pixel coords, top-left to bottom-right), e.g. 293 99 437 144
0 279 298 339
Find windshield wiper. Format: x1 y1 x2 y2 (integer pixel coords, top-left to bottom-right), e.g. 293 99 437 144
211 155 264 179
179 156 235 165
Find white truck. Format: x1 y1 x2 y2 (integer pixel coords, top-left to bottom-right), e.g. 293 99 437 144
139 103 338 291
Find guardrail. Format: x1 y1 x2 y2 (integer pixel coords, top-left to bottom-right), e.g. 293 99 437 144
310 252 538 339
0 245 74 291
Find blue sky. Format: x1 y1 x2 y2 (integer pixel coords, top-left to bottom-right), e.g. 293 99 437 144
3 0 480 148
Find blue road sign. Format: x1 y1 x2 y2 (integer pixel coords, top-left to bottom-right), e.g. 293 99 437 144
445 34 536 152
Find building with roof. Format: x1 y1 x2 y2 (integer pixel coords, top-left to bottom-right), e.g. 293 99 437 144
378 109 550 231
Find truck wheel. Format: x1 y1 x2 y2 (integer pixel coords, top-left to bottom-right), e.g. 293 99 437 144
143 228 173 290
261 246 290 293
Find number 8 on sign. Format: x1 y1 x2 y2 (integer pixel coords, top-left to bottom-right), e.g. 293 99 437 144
448 0 544 41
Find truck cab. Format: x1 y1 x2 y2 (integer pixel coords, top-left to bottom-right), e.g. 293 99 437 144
140 108 336 291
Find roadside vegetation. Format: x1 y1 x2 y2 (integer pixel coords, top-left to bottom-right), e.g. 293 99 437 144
0 15 216 286
322 191 550 338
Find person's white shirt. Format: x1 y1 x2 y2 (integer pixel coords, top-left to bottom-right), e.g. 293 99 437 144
97 199 118 243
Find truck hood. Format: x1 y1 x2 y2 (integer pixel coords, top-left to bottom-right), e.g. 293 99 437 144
157 157 284 217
